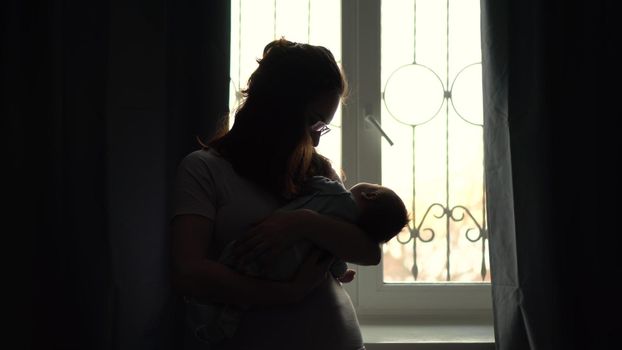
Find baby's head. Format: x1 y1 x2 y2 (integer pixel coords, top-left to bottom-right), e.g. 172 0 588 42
350 183 409 243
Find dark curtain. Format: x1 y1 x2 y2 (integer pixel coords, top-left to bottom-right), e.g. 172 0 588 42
166 0 231 348
5 0 230 349
482 0 620 349
4 1 112 349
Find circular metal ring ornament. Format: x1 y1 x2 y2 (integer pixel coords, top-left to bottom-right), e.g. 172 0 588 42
382 63 446 126
449 62 483 126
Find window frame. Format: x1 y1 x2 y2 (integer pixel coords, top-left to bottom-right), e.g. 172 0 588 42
340 0 492 318
228 0 493 319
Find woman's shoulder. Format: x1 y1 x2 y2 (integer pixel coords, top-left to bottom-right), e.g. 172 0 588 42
175 148 237 186
180 148 229 169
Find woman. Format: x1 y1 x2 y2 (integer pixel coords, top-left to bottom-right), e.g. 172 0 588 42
170 38 379 350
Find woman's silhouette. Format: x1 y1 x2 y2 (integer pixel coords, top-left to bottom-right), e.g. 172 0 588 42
170 38 379 350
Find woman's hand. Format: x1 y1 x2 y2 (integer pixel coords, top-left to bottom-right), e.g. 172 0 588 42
232 209 312 267
233 207 380 267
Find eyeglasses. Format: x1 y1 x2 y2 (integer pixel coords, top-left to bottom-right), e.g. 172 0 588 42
310 120 331 136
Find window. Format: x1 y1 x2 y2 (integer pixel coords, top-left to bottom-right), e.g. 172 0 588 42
230 0 491 318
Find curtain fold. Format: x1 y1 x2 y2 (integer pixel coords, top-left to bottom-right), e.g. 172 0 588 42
106 0 231 348
5 1 112 349
105 0 170 349
166 0 231 348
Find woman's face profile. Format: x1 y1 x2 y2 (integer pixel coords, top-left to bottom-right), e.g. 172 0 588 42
307 91 340 147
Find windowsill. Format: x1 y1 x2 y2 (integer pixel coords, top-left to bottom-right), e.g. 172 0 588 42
359 315 495 350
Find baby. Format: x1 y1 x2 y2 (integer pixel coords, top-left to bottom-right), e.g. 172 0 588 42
187 176 409 344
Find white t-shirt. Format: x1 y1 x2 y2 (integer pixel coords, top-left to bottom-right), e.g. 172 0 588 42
172 149 364 350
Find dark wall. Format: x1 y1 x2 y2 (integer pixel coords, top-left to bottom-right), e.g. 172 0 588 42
506 0 620 348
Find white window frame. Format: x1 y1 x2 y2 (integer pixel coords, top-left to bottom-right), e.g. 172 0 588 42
340 0 492 318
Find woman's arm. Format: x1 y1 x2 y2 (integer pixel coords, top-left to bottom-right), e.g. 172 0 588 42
234 209 381 266
171 214 332 305
297 209 381 265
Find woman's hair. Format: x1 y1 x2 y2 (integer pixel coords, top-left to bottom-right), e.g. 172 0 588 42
207 38 347 197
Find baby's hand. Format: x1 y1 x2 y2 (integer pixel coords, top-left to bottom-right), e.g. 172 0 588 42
337 269 356 284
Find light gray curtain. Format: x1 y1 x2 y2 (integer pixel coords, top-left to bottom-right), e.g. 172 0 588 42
480 0 521 347
482 0 563 348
